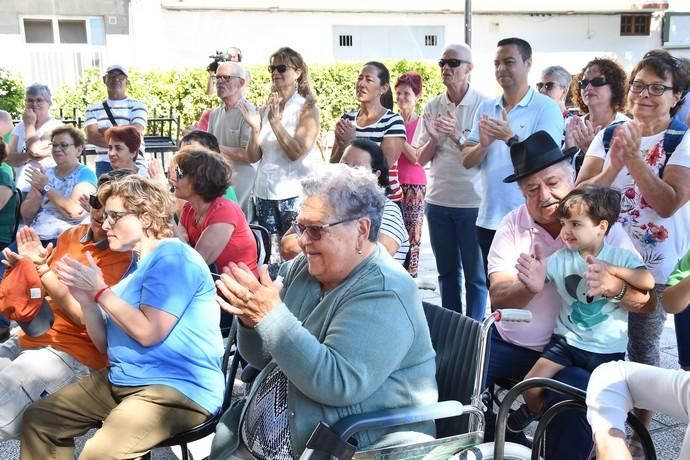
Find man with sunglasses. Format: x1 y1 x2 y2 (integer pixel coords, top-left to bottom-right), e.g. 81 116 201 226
0 169 133 440
207 61 257 222
84 65 148 177
410 43 489 320
462 37 564 278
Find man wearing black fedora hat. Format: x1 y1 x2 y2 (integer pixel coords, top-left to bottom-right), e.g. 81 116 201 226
482 130 655 457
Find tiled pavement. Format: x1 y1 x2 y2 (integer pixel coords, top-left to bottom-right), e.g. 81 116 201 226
0 220 684 459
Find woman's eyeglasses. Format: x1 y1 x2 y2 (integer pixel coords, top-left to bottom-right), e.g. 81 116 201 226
578 77 609 90
175 166 186 180
103 210 135 226
437 58 470 68
268 64 291 74
291 217 358 241
536 82 559 91
49 142 74 150
629 80 674 97
89 194 102 210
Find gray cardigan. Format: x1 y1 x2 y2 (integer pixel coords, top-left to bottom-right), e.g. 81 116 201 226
210 245 438 459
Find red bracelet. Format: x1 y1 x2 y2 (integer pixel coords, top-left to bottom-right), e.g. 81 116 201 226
94 287 109 303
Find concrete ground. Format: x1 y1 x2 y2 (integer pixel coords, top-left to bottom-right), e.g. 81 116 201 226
0 221 685 459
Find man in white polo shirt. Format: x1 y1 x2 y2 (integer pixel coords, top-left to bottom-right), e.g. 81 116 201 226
84 65 147 177
412 43 488 320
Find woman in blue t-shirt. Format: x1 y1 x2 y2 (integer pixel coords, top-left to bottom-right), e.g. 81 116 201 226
20 175 224 459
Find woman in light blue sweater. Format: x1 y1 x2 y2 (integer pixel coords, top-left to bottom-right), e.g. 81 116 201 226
212 164 438 459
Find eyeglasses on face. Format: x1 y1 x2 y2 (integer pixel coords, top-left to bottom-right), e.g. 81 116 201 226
578 77 609 90
536 82 559 91
25 97 46 104
629 80 674 97
268 64 291 74
291 217 359 241
213 75 240 83
103 210 135 226
174 166 186 180
106 73 127 81
438 58 470 68
89 194 102 210
49 142 74 150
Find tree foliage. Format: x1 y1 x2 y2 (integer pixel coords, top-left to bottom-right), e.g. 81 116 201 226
0 68 26 117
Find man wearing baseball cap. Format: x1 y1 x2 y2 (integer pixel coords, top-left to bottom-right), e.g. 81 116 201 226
84 65 148 177
0 169 133 440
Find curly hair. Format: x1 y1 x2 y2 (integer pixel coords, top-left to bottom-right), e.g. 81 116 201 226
50 125 85 148
571 58 628 115
270 47 317 108
173 146 232 202
629 49 689 117
98 175 175 239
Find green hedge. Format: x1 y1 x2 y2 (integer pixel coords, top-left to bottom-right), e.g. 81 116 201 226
41 61 445 137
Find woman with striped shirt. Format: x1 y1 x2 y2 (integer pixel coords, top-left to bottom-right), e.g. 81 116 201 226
330 61 406 206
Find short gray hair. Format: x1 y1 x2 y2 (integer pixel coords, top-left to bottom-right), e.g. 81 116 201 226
542 66 572 89
517 159 575 189
25 83 52 104
300 164 385 242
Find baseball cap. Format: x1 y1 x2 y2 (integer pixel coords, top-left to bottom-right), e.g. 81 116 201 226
104 64 128 77
0 258 53 337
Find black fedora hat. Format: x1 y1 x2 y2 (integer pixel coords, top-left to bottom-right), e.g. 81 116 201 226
503 131 577 183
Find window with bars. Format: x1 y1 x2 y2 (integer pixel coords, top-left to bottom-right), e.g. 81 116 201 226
424 34 438 46
339 34 353 47
620 14 651 36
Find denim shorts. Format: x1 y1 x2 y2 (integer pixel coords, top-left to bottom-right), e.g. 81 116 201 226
542 334 625 372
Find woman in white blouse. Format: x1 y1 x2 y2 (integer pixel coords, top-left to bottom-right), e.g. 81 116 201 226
240 47 320 238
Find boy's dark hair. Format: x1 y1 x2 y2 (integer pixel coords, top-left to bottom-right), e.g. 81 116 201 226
558 185 621 235
497 37 532 61
180 130 221 153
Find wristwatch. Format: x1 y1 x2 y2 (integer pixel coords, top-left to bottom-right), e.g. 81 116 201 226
455 133 466 148
505 135 519 147
41 184 52 196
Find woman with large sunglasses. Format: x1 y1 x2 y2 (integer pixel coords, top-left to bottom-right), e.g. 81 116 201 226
239 47 320 239
566 57 630 174
21 175 225 459
210 164 436 459
576 49 690 450
20 125 97 246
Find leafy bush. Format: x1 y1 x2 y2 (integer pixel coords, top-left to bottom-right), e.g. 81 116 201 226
0 68 26 117
49 61 445 137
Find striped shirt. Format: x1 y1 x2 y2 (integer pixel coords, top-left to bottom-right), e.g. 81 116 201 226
342 109 406 201
380 199 409 265
84 97 148 162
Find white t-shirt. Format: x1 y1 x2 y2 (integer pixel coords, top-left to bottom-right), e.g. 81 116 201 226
586 128 690 283
11 118 63 193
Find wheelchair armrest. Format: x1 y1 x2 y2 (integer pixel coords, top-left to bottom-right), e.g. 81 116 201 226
332 400 474 440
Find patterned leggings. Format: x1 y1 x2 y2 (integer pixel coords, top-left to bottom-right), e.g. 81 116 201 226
254 196 300 237
401 184 426 277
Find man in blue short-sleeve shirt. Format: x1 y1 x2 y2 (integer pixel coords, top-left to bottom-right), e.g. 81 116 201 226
461 37 564 274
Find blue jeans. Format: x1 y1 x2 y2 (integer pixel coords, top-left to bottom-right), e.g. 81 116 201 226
95 161 113 178
425 204 487 320
675 305 690 367
486 326 593 459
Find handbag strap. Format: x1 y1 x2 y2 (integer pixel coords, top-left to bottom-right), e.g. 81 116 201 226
102 101 118 126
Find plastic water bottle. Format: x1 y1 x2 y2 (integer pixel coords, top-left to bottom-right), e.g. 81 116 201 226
270 233 282 265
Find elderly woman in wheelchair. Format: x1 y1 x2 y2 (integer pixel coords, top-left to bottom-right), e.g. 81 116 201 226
211 164 437 459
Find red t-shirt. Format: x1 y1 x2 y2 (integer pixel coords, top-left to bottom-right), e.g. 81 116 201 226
180 197 258 276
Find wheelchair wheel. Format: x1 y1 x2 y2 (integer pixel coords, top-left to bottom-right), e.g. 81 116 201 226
456 441 533 460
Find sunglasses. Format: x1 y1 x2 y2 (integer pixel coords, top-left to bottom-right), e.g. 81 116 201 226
438 58 470 68
643 51 684 70
175 166 186 180
214 75 240 83
89 194 102 210
536 82 559 91
50 142 74 150
291 217 358 241
268 64 291 73
578 77 608 90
